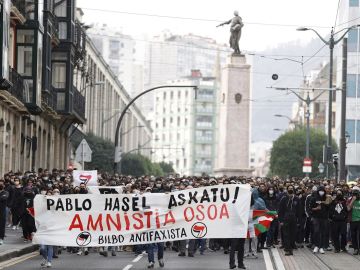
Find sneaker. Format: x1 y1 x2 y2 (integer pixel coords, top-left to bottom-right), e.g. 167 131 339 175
238 264 246 269
326 247 332 251
0 239 3 245
24 239 28 243
319 248 325 254
111 250 116 256
178 252 186 257
84 250 89 256
159 259 164 268
77 250 82 256
147 262 154 268
40 259 47 267
353 249 359 255
46 261 52 268
12 226 16 230
313 247 319 253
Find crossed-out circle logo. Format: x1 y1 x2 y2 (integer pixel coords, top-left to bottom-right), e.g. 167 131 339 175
76 231 92 246
191 222 208 238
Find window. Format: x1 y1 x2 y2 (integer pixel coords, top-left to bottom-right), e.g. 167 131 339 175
54 0 67 17
348 29 358 52
170 91 174 99
58 22 67 39
346 120 355 143
170 117 173 124
178 91 181 99
185 118 188 126
17 46 33 76
357 120 360 143
163 92 166 100
52 62 66 88
163 118 166 127
184 159 187 167
347 74 357 97
17 29 34 43
350 0 359 7
25 0 36 20
56 92 66 110
177 116 180 125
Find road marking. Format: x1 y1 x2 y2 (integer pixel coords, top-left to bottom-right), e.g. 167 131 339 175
271 248 286 270
263 249 275 270
0 251 38 269
132 254 143 263
123 265 133 270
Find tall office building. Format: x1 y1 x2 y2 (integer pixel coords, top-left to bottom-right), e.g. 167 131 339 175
152 70 218 176
87 24 136 96
143 32 230 115
336 0 360 179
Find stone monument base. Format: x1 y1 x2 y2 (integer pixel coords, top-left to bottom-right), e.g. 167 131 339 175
214 167 254 177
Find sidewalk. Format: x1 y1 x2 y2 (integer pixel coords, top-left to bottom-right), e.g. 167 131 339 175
0 227 38 262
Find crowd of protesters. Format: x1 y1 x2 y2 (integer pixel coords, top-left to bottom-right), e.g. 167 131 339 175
1 168 360 269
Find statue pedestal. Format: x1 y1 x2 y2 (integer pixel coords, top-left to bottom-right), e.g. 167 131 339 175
214 54 253 177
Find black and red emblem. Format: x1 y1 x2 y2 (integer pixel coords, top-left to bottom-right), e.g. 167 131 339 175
191 222 208 238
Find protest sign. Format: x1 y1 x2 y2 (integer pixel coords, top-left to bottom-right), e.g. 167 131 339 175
73 170 98 186
88 186 124 194
33 184 251 247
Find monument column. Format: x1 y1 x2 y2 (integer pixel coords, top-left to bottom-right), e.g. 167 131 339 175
214 54 253 177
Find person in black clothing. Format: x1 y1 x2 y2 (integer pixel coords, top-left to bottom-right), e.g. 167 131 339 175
309 186 329 254
295 188 306 248
264 187 279 248
21 187 36 242
329 189 348 253
10 178 23 229
0 180 9 245
229 238 245 269
278 185 301 256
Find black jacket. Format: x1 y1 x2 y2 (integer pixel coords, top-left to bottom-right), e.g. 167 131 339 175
329 199 348 222
309 193 329 219
264 193 279 211
0 190 9 211
278 194 301 223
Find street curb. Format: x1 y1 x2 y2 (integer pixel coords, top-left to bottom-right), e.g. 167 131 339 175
0 245 39 263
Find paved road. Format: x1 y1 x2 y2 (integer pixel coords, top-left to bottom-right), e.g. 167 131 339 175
1 247 267 270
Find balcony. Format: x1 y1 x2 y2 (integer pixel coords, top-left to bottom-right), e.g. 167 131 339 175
0 67 28 113
72 86 86 123
42 89 57 110
10 0 26 24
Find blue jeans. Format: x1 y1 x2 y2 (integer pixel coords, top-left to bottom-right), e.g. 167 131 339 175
40 245 53 262
147 243 164 263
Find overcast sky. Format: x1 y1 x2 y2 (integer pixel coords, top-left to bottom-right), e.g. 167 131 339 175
77 0 339 52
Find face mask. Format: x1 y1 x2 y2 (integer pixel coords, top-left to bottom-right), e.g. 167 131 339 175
287 189 294 195
156 184 162 188
54 192 60 195
43 177 49 181
319 191 325 196
41 191 47 195
269 190 274 195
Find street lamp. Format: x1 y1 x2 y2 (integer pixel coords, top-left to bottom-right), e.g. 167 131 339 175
273 128 283 132
274 114 297 128
296 24 360 178
114 85 197 173
80 81 105 94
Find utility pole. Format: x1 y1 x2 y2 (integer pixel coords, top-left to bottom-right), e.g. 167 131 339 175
297 24 360 178
339 38 347 182
270 87 327 176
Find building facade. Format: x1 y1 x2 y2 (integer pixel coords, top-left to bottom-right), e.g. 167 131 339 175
87 24 136 96
0 1 151 176
336 0 360 179
80 37 152 158
0 0 87 175
152 70 218 176
142 32 230 115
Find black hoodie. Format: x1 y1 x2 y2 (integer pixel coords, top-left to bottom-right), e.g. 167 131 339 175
309 187 329 219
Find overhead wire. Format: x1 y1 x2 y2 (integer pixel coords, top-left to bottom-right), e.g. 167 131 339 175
80 7 332 29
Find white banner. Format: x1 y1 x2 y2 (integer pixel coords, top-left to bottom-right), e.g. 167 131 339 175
72 170 98 186
88 186 124 194
33 184 251 247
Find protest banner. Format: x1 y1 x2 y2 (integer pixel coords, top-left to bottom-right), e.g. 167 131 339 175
72 170 98 186
33 184 251 247
87 186 124 194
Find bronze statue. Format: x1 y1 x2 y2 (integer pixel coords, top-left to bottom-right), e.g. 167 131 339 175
217 11 244 55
